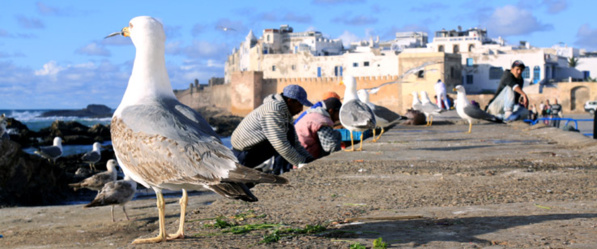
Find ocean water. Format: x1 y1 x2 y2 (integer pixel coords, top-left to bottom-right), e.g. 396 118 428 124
1 109 232 156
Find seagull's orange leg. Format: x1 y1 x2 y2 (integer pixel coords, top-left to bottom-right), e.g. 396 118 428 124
467 122 472 134
344 132 355 152
357 133 364 151
168 189 188 240
375 128 385 141
132 191 167 244
371 128 378 142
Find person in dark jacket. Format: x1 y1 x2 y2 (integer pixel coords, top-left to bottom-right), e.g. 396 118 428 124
486 60 530 120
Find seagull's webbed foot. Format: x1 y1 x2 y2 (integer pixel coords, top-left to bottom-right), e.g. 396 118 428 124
167 190 188 240
132 192 167 244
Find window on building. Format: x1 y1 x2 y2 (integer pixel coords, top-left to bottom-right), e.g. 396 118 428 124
468 44 474 52
364 61 370 67
266 35 270 42
522 67 530 79
466 75 473 84
334 66 342 76
533 66 541 84
317 67 321 77
272 65 276 71
489 67 503 79
453 45 459 53
353 62 358 67
438 45 444 52
291 65 296 70
466 58 474 67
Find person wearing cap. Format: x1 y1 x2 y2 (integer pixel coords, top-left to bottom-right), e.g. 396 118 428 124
293 91 341 125
231 84 315 174
486 60 530 120
295 97 342 159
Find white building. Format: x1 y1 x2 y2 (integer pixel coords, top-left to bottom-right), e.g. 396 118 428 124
427 27 585 93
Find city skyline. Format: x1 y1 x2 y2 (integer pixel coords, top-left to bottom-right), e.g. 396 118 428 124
1 0 595 109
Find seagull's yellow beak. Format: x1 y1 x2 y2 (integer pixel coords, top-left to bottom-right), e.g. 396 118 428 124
452 88 457 92
104 27 130 38
339 81 344 86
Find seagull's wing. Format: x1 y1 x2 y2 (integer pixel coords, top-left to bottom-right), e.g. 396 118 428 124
84 180 136 207
372 104 402 126
463 104 503 123
37 146 62 159
340 100 376 130
81 151 101 163
421 102 445 115
111 98 286 190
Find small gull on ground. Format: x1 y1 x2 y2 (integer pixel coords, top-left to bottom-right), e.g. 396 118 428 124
81 142 102 171
454 85 503 133
69 159 118 192
339 75 376 151
34 137 63 164
419 91 445 126
84 173 137 222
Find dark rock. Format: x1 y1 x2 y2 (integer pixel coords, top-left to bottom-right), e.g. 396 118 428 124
40 104 113 118
403 109 426 125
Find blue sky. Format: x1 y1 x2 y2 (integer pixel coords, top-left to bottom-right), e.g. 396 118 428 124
1 0 595 109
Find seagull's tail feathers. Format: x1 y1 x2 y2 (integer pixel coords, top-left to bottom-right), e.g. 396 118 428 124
208 183 258 202
227 165 289 185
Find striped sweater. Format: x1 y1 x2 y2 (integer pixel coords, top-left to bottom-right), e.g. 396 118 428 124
231 94 313 166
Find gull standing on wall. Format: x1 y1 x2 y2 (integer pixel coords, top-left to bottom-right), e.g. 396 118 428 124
357 89 403 141
106 16 287 244
454 85 503 133
419 91 445 126
339 75 376 151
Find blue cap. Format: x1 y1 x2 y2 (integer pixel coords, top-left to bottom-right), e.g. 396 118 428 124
283 84 313 107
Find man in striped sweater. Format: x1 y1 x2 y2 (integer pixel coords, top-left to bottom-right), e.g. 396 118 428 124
231 85 315 174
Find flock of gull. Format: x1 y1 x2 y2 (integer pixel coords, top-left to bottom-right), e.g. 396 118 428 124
6 15 504 244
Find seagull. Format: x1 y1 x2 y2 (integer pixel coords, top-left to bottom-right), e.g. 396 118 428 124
357 89 403 141
84 173 137 222
411 91 423 111
81 142 102 171
217 26 236 32
106 16 288 244
419 91 445 126
0 114 10 140
69 159 118 192
339 75 376 151
453 85 503 133
34 137 63 164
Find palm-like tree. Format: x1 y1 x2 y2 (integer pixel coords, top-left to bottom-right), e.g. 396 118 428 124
568 56 579 68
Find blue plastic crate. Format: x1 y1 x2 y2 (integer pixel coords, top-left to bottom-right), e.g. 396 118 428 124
338 128 373 142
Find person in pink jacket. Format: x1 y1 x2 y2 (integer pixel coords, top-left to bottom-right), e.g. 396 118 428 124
295 97 342 159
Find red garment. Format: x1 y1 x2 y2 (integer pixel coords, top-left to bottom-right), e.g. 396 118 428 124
295 111 334 159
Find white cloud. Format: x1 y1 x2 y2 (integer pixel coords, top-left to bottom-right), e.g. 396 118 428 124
35 61 64 78
543 0 568 14
337 30 360 47
76 42 111 56
483 5 553 37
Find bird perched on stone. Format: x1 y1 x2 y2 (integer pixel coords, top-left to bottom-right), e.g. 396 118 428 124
453 85 503 133
419 91 445 126
339 75 376 151
357 89 403 141
81 142 102 171
69 159 118 192
106 16 288 244
34 137 63 164
0 114 10 140
84 173 137 222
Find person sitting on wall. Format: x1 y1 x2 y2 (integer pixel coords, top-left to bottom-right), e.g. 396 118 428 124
295 97 342 159
294 91 341 125
485 60 530 121
231 84 315 174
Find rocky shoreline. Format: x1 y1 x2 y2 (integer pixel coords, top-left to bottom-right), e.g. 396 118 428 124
0 106 241 207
